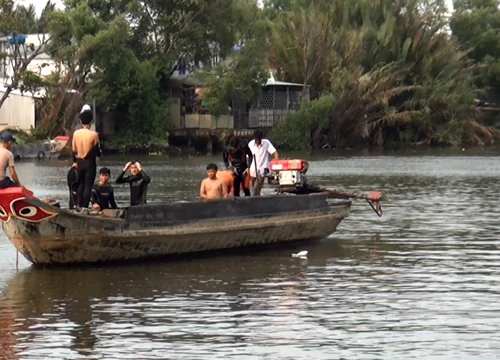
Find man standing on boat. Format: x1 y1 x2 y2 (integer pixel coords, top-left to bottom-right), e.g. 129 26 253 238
0 131 22 189
116 161 151 206
248 130 279 196
222 136 253 197
72 104 102 209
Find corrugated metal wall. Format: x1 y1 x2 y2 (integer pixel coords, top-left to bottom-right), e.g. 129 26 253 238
0 91 35 130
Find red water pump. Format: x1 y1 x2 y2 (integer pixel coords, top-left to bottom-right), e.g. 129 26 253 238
269 159 309 188
268 159 384 217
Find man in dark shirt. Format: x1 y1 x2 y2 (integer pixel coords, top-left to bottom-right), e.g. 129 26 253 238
116 161 151 206
67 165 79 209
222 137 253 197
91 167 117 210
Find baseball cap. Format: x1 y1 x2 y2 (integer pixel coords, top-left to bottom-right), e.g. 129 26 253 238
80 104 92 114
0 131 16 143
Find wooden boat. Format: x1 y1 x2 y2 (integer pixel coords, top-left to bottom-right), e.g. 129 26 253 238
0 187 352 265
0 159 382 266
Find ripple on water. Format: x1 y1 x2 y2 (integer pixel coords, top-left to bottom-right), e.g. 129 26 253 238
1 153 500 359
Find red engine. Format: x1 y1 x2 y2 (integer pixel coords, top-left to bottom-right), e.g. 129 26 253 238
269 159 309 172
269 159 309 187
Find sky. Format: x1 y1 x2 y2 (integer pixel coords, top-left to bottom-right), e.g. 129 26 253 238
21 0 456 16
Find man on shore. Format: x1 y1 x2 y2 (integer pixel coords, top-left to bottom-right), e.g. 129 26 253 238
116 161 151 206
0 131 22 189
248 130 279 196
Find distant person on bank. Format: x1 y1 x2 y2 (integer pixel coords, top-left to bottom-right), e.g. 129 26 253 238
91 167 118 211
247 130 279 196
200 163 228 200
72 104 102 208
116 161 151 206
0 131 22 189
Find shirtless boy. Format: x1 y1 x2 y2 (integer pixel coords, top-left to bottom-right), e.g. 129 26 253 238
200 163 228 200
0 131 21 189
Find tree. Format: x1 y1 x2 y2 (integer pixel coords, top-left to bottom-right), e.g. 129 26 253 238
265 0 487 149
450 0 500 102
0 0 56 110
196 0 269 117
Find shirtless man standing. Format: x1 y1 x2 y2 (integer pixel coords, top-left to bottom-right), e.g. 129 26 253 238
200 163 228 200
0 131 21 189
72 105 102 208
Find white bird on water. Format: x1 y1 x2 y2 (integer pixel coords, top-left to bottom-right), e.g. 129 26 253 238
291 250 308 259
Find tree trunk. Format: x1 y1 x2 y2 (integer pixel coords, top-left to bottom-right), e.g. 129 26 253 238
0 86 13 110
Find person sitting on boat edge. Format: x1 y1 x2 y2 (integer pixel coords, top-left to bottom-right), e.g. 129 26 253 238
0 131 22 189
200 163 228 200
67 165 79 209
72 105 102 209
116 161 150 206
91 167 118 211
222 136 252 197
248 130 279 196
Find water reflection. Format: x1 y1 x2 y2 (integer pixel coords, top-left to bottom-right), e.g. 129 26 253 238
2 150 500 359
1 238 390 359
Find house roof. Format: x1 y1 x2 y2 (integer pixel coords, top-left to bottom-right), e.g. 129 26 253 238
265 73 310 87
264 79 310 87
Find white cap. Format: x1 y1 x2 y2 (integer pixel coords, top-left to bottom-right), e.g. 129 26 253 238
80 104 92 113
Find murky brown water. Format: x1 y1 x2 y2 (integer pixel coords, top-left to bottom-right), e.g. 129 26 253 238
1 147 500 359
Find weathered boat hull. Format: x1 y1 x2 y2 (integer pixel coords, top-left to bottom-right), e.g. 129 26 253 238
0 188 350 265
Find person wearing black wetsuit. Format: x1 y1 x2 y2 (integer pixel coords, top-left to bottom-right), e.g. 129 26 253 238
67 165 79 209
72 105 102 209
116 161 151 206
90 167 118 210
222 137 253 197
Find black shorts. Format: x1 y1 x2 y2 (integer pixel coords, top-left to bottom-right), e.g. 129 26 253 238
0 177 17 189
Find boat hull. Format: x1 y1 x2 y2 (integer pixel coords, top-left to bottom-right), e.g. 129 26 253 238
0 191 351 265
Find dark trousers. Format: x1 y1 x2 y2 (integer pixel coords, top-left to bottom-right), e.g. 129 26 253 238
76 159 96 208
0 177 17 189
233 172 251 197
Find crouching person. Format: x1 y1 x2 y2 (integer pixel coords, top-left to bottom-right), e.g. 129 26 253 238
91 167 118 211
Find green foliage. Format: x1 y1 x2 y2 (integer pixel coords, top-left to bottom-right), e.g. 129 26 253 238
450 0 500 102
195 0 269 116
4 0 499 150
269 94 334 150
263 0 494 149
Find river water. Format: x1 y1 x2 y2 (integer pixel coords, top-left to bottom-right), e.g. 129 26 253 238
1 147 500 359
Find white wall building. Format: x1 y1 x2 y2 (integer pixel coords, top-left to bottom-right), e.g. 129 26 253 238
0 33 60 130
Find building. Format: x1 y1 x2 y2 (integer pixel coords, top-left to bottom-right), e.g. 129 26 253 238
166 46 309 132
0 33 59 131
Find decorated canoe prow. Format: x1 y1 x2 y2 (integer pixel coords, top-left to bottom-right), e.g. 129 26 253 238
0 159 383 266
268 159 384 217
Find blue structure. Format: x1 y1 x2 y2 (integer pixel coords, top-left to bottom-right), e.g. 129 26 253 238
6 33 26 45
